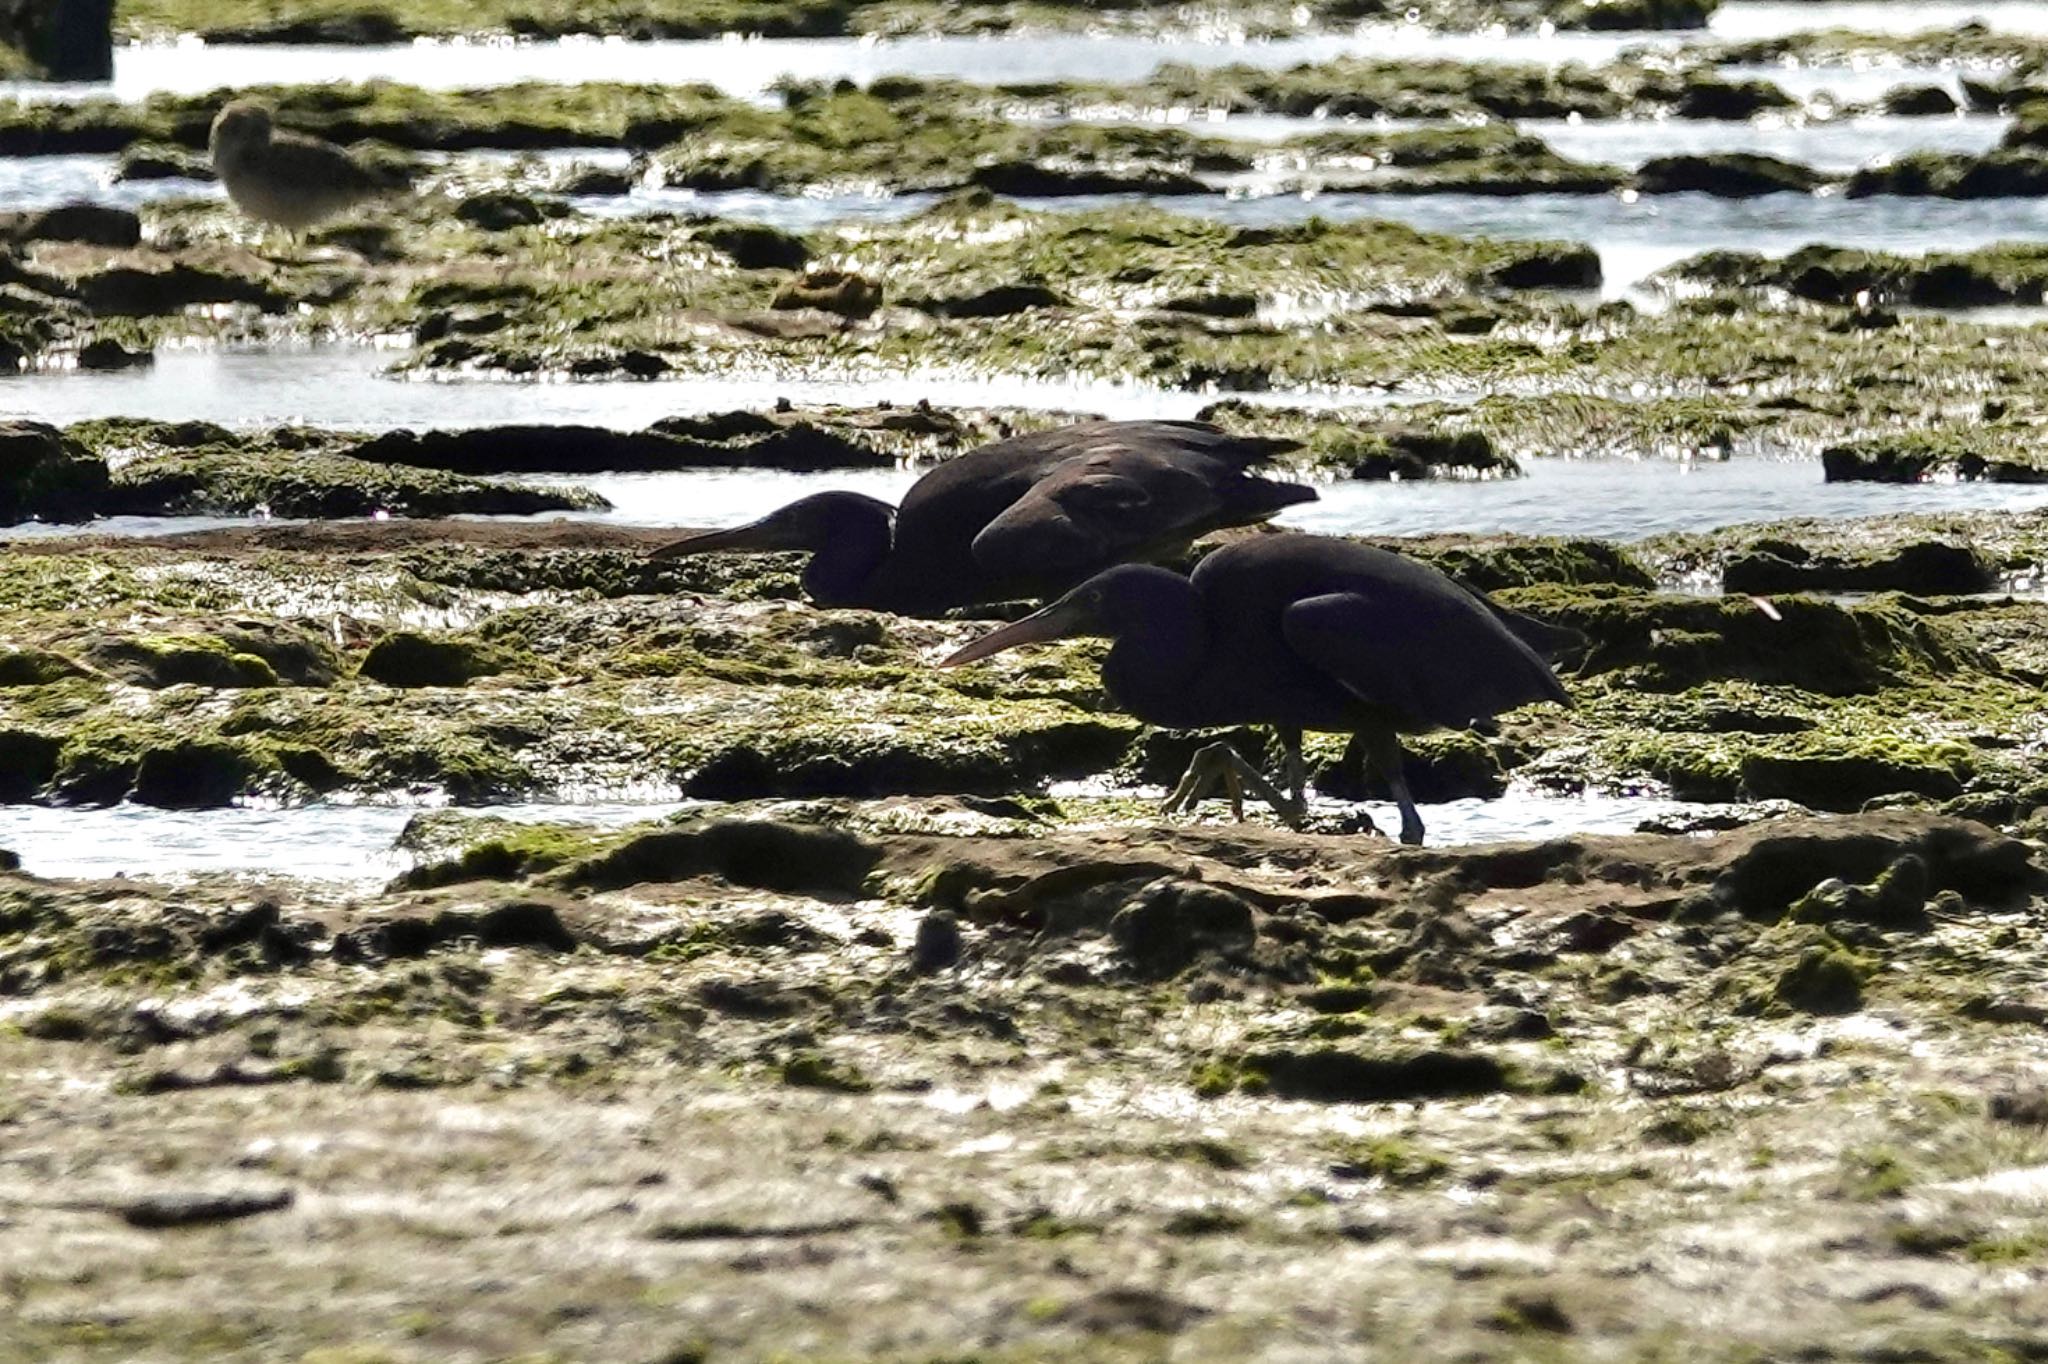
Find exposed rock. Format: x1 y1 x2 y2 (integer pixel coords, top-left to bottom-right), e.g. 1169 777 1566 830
14 203 140 248
453 191 553 231
1635 153 1827 198
0 729 62 801
1821 432 2048 484
910 283 1070 317
1721 539 1996 595
1789 855 1933 929
111 142 213 182
1555 0 1714 29
563 818 882 896
132 739 257 809
1884 85 1962 116
771 268 882 319
117 1188 293 1229
1710 817 2033 916
912 910 962 972
1669 78 1797 120
73 260 283 316
75 337 151 370
966 162 1207 196
105 445 601 519
1161 291 1258 318
357 631 507 688
1238 1046 1514 1102
0 420 109 525
1486 244 1601 290
697 221 810 271
1108 878 1259 978
347 421 896 474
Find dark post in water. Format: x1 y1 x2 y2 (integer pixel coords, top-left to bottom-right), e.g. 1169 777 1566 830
1 0 112 80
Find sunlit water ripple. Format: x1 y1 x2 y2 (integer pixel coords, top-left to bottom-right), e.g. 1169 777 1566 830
0 800 687 884
0 3 2031 104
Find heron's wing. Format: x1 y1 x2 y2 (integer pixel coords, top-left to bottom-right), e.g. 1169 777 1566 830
1282 589 1571 729
968 446 1229 581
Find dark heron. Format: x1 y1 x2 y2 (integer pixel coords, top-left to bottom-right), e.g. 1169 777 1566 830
940 533 1574 845
649 419 1315 615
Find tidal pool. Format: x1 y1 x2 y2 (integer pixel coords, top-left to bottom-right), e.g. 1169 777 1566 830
0 800 687 884
0 790 1748 882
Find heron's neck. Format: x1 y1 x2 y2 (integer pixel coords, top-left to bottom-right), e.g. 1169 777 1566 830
801 506 895 608
1101 587 1208 725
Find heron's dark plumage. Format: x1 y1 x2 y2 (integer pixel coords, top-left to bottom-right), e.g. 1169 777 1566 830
652 419 1314 615
941 532 1575 844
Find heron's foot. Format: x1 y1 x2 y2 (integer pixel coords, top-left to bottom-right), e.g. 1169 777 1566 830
1163 742 1303 828
1311 807 1382 838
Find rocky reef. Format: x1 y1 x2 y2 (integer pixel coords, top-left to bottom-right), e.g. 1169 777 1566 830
5 801 2048 1358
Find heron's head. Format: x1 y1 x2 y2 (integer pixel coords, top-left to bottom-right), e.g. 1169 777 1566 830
650 491 892 561
939 563 1181 667
209 101 274 159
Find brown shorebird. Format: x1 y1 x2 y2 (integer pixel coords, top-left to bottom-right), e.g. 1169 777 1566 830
208 101 387 234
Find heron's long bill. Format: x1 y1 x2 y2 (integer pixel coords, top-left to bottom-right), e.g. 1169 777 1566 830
649 520 793 560
939 599 1093 668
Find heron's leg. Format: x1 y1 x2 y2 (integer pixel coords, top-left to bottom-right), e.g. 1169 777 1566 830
1163 741 1300 827
1339 732 1369 795
1362 729 1425 846
1276 726 1307 810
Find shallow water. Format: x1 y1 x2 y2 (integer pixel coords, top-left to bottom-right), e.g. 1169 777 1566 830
1528 113 2010 173
1039 111 2011 173
538 458 2048 542
0 154 218 212
0 790 1743 882
12 457 2046 546
0 4 2018 105
0 27 1652 105
0 346 1447 432
0 799 685 883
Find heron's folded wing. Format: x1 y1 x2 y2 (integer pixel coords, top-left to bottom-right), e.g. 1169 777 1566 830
968 447 1225 581
1282 589 1571 729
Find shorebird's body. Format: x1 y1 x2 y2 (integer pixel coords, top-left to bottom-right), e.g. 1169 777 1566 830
653 419 1316 615
943 533 1576 843
209 101 385 232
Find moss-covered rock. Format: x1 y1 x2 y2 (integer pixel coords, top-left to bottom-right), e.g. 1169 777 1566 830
1720 539 1996 596
104 442 605 518
562 817 881 896
1821 429 2048 484
357 631 514 688
1554 0 1715 30
0 422 109 525
1508 587 1970 694
1635 153 1827 198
